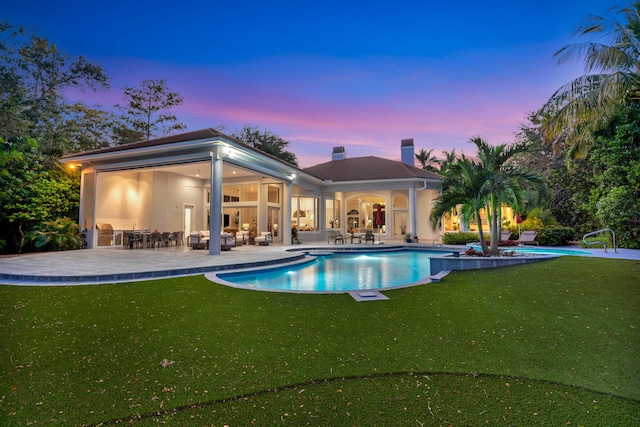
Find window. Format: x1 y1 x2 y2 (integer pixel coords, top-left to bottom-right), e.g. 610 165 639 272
267 185 280 204
292 197 317 231
223 183 258 202
325 199 340 229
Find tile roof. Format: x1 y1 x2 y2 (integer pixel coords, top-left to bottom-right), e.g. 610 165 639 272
303 156 441 182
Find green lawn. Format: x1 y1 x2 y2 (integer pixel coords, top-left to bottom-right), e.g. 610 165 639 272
1 257 639 426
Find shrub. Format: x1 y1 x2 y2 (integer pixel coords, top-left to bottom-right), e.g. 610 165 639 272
444 232 488 245
537 226 575 246
594 186 640 248
26 217 84 251
464 248 484 256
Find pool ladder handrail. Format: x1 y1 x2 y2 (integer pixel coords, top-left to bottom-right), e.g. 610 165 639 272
432 235 444 247
582 228 617 253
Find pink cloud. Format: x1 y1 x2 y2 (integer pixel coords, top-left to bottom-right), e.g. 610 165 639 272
64 49 585 167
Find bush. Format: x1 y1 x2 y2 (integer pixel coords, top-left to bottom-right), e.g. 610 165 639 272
26 217 84 251
595 186 640 248
464 248 484 256
444 232 488 245
537 226 575 246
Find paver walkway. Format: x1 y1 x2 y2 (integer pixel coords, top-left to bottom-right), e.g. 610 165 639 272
0 243 638 286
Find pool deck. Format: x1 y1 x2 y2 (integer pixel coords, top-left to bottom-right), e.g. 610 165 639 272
0 242 638 286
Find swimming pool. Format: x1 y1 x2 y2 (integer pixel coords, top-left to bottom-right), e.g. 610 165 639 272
215 249 451 293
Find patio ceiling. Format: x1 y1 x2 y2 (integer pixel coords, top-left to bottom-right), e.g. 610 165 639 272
139 161 257 180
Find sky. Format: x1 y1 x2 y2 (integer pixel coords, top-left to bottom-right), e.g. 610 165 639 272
3 0 623 167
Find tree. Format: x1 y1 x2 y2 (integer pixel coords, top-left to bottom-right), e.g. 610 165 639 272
588 112 640 247
0 23 110 156
431 138 550 255
115 78 186 143
541 2 640 156
0 22 110 158
414 148 439 172
231 125 298 166
430 154 494 254
471 137 550 254
0 137 80 253
437 149 457 175
60 103 117 152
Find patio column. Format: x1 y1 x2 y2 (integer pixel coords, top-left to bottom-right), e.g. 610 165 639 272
409 186 417 237
282 181 292 245
208 148 222 255
319 193 326 242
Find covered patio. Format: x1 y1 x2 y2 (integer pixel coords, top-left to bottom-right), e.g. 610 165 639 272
61 129 324 255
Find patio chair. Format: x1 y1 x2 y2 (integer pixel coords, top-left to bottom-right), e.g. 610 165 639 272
173 231 184 246
517 231 539 246
147 231 161 248
160 231 171 247
127 232 143 249
363 230 375 244
328 230 345 244
255 231 272 245
501 230 513 241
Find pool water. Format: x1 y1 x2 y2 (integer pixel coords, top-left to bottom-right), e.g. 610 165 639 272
217 250 450 293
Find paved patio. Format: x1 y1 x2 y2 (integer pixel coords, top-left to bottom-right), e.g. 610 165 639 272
0 243 638 286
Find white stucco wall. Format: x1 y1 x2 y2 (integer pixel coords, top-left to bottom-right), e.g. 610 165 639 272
95 171 143 230
94 170 205 232
416 188 442 242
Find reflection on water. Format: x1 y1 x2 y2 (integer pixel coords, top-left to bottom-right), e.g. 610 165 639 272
221 250 449 292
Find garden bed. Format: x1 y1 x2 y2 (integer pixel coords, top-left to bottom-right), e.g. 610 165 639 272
429 252 559 275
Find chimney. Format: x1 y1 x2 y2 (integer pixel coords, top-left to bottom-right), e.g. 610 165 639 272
401 139 414 166
332 146 346 161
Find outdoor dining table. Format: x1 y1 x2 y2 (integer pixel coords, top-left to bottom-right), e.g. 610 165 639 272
134 231 152 248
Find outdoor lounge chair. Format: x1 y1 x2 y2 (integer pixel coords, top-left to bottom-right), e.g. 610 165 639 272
517 230 539 246
189 233 208 250
220 232 235 251
501 230 513 241
328 230 345 244
255 231 272 245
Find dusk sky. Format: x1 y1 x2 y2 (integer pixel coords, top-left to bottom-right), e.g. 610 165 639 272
4 0 622 167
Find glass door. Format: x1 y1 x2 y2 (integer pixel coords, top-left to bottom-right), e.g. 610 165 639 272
268 207 280 242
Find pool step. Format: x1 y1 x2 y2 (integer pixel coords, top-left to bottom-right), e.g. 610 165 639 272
349 290 390 302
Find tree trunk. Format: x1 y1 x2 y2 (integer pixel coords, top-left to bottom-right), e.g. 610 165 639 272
476 207 490 255
489 197 501 255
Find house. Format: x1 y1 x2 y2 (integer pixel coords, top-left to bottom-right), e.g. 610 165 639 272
60 129 443 254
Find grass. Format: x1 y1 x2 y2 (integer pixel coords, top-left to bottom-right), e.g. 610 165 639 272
0 256 639 426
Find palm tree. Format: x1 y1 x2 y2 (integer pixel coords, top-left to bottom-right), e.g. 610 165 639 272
430 154 493 254
471 138 550 254
431 138 550 255
436 149 457 174
542 2 640 156
414 148 439 172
